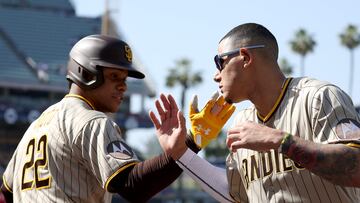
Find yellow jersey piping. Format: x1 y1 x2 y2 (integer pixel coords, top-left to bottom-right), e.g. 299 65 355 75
104 161 139 191
257 78 292 123
2 176 13 193
346 143 360 149
65 94 96 110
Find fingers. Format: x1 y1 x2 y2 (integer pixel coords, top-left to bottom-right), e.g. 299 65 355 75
227 126 241 135
160 94 171 117
226 135 243 152
192 92 224 115
226 127 242 148
226 136 237 150
204 97 216 114
210 91 220 101
211 95 226 114
154 93 178 122
149 110 160 129
208 95 236 119
229 140 244 152
219 104 236 120
210 101 222 115
167 94 179 119
177 111 186 130
215 95 225 105
155 99 166 122
189 94 199 115
167 94 179 111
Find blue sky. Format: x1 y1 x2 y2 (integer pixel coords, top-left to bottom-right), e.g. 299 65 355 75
73 0 360 152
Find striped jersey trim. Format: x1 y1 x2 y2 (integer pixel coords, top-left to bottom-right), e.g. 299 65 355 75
346 143 360 149
2 175 12 193
65 94 96 110
257 78 292 123
104 161 139 191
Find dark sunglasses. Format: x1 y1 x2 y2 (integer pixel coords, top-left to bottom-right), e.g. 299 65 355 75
214 45 265 71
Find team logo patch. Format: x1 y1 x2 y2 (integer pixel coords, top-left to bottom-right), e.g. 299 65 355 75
335 119 360 139
124 45 132 62
107 141 133 160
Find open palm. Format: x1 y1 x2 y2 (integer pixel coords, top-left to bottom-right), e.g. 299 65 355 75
149 94 187 160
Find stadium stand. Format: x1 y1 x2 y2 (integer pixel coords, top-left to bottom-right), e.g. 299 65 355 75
0 0 156 174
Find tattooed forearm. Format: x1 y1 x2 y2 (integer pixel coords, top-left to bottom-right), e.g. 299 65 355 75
280 134 360 186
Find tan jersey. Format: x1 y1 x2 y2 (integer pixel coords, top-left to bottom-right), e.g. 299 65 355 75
2 94 139 203
227 77 360 203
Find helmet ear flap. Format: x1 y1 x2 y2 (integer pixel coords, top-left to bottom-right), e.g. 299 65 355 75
66 59 104 89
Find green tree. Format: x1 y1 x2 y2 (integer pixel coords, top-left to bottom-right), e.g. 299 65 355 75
165 58 202 201
204 130 229 159
290 29 316 76
165 58 202 112
339 24 360 97
279 57 293 77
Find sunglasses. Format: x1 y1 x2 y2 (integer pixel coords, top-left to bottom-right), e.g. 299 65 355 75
214 45 265 71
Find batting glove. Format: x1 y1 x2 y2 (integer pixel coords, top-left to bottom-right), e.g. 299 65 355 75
189 91 236 148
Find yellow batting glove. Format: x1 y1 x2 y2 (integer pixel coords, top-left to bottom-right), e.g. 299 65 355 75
189 91 236 148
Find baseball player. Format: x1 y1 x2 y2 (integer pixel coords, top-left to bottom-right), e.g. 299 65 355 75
0 35 219 203
152 23 360 203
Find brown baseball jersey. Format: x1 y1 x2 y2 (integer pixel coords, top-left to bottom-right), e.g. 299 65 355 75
2 94 139 203
227 77 360 203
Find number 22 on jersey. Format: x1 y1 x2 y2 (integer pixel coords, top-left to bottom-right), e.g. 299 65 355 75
21 134 51 191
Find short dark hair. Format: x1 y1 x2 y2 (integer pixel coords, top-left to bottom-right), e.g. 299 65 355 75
220 23 279 60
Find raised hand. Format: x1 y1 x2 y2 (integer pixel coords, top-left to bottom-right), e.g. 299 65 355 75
149 94 187 160
189 91 236 148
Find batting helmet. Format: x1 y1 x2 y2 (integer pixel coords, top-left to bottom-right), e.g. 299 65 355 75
66 35 145 89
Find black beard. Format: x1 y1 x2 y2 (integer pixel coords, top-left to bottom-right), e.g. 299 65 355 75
225 97 233 104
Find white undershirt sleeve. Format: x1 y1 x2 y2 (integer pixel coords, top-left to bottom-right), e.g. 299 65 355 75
176 148 235 203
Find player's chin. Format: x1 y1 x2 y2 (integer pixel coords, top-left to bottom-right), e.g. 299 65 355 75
224 97 234 104
224 92 244 104
108 101 121 112
112 103 121 112
111 97 122 106
109 107 119 113
222 92 235 104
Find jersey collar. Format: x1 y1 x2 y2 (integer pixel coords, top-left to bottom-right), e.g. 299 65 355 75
65 94 96 110
257 77 292 123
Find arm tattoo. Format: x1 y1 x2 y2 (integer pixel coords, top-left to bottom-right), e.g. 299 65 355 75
281 134 360 186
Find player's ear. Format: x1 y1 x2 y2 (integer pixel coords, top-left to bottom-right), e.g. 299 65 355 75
240 48 252 68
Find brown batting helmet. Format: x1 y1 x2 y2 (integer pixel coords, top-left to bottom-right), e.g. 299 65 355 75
66 35 145 89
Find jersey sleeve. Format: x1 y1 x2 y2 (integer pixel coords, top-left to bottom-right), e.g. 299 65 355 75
2 148 17 194
75 117 140 190
310 85 360 146
176 148 235 203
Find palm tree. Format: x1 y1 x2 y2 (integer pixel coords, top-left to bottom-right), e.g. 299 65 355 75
339 24 360 97
279 57 293 77
165 58 202 201
290 29 316 76
165 58 202 112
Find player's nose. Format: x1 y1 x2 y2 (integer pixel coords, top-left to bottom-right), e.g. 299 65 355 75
213 71 221 83
116 82 127 92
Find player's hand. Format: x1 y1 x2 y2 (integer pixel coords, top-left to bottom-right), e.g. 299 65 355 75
149 94 187 160
189 91 236 148
226 121 284 152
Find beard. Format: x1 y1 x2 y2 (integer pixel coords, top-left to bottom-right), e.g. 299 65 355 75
225 97 233 104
